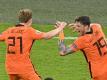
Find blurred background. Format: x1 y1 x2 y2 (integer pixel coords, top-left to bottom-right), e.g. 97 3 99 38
0 0 107 25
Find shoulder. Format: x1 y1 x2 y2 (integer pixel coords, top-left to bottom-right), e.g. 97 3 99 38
75 35 92 43
25 27 35 33
72 36 89 49
27 27 43 34
90 23 103 34
90 23 102 29
2 27 14 34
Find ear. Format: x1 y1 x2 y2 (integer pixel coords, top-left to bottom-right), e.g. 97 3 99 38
26 19 32 26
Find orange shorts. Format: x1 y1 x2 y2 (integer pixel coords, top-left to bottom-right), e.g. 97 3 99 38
9 71 41 80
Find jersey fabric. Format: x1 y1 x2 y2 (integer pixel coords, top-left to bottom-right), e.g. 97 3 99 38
0 24 45 77
70 23 107 79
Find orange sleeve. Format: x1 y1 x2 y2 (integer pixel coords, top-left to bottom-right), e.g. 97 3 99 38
70 37 86 51
90 23 102 32
30 28 45 40
0 31 7 41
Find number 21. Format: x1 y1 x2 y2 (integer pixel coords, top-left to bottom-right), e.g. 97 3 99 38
7 36 23 54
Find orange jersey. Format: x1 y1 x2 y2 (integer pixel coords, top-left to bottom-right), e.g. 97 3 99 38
0 24 45 74
70 23 107 78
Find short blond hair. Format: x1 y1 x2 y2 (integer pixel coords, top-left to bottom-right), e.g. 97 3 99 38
18 9 32 23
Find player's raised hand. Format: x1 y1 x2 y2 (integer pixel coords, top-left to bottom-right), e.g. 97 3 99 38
54 21 60 28
68 23 75 28
55 21 67 29
68 23 77 32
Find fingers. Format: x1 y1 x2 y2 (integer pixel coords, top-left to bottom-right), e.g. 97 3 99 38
68 23 75 27
68 23 76 28
55 21 76 31
55 21 75 28
67 23 77 32
55 21 67 28
54 21 61 28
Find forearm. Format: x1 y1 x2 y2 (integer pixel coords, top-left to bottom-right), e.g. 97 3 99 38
43 27 63 39
43 21 67 39
58 40 74 56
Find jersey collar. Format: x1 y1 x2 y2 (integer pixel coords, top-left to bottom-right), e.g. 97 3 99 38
85 28 93 34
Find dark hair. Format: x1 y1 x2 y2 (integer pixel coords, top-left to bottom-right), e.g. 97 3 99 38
75 16 90 26
18 9 32 23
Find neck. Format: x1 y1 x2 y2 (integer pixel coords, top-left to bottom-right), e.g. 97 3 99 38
86 27 91 33
19 22 31 27
85 27 93 34
19 19 32 27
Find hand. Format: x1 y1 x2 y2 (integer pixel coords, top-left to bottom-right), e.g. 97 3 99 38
68 23 75 28
59 51 66 56
54 21 60 28
55 21 67 29
68 23 77 32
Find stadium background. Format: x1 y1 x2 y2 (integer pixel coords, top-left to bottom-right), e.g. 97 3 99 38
0 0 107 80
0 0 107 25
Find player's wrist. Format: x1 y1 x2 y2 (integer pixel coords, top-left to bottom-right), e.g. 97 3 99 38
58 40 66 52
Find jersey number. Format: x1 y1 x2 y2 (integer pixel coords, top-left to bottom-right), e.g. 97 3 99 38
93 37 107 56
7 36 22 54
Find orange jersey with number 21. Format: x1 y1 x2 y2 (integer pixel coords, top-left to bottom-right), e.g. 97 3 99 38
0 24 45 74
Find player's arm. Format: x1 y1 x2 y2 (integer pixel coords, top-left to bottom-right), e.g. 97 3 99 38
58 40 75 56
42 21 67 39
59 30 64 41
58 31 75 56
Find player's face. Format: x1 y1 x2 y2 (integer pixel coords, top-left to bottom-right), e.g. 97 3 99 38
74 22 86 36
